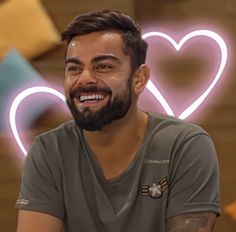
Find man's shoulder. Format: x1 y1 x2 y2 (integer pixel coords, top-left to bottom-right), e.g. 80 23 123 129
35 120 79 142
148 112 208 139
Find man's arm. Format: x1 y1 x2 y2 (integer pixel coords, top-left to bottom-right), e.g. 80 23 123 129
17 210 63 232
167 212 216 232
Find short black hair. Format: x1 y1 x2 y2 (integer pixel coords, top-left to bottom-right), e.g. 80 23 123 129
61 10 148 72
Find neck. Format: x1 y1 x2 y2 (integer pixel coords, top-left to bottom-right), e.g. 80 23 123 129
83 107 148 146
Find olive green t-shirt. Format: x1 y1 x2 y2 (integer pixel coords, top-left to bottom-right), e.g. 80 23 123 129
16 113 220 231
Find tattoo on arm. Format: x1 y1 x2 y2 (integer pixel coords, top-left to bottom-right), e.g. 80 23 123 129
167 213 216 232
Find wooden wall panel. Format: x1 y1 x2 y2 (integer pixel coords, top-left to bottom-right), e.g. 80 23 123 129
0 137 20 231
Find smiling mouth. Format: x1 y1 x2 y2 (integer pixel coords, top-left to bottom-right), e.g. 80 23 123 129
78 94 105 103
73 92 108 107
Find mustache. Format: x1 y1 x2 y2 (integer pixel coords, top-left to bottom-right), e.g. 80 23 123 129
70 85 112 99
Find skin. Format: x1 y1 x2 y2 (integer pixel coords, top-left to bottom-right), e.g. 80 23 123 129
17 210 63 232
167 212 217 232
17 31 217 231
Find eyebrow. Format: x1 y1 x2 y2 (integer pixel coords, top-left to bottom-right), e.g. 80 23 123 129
65 55 121 65
91 55 121 64
65 57 82 65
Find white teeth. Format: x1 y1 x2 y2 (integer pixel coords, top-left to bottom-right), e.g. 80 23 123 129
79 94 105 102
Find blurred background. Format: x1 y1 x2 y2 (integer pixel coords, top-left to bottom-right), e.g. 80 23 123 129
0 0 235 231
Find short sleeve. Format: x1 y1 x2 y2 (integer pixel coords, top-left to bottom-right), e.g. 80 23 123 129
167 133 220 218
16 139 65 221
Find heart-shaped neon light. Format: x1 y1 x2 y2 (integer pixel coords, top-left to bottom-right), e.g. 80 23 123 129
142 30 227 119
9 30 228 156
9 86 65 156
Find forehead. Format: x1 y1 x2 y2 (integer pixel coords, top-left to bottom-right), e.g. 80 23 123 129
66 31 128 61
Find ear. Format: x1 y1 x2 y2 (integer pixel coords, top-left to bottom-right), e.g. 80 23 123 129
133 64 150 95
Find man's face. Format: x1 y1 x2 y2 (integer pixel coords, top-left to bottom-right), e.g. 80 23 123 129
64 31 134 131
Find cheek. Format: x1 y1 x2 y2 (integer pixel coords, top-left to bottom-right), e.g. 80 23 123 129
113 81 131 97
64 75 76 98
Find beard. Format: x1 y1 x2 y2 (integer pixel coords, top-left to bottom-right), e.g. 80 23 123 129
66 78 132 131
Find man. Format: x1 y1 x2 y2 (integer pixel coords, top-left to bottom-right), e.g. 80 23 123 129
16 10 220 232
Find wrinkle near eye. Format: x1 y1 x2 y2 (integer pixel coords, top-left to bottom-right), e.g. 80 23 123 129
66 65 82 75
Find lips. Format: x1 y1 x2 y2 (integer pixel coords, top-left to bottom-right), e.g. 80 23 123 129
71 86 111 106
75 93 106 103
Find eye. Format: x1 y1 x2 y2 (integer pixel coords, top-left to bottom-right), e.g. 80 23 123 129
67 66 82 74
96 64 113 72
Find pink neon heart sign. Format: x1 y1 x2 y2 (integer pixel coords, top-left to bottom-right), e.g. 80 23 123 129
9 86 66 156
9 30 228 156
142 30 227 119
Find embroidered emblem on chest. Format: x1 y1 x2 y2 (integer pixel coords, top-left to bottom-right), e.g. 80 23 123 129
141 177 168 199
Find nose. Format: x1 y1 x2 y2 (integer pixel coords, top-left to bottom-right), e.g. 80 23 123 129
78 69 97 85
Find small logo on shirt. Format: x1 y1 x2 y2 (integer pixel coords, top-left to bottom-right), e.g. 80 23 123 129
143 159 170 165
141 177 168 199
16 199 29 205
